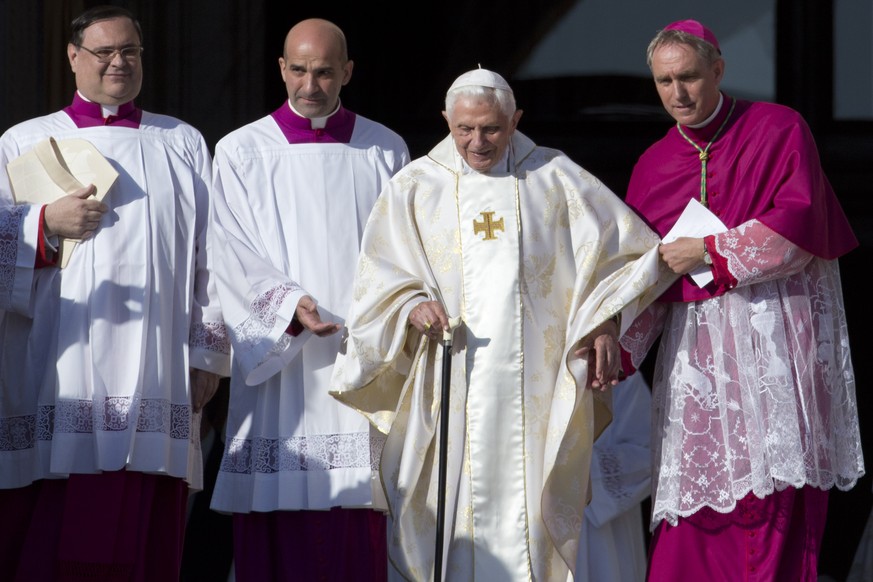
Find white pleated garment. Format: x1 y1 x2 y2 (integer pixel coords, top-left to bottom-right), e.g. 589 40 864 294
209 112 409 513
0 109 230 490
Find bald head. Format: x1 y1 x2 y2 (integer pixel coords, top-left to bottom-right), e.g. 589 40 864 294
279 18 353 118
284 19 347 61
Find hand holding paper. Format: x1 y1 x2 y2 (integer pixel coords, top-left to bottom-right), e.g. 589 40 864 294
43 184 107 239
6 137 117 267
661 198 728 287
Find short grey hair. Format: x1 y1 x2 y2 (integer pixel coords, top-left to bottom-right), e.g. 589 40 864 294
646 29 721 69
445 85 516 119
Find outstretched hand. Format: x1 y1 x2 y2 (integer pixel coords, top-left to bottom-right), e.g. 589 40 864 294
574 318 622 391
295 295 341 337
43 184 108 239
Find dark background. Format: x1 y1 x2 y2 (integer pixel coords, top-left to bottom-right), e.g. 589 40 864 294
1 1 870 580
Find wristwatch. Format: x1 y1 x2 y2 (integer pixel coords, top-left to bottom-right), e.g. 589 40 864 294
702 246 713 265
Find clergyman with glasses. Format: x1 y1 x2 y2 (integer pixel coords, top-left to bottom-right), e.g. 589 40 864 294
0 5 229 579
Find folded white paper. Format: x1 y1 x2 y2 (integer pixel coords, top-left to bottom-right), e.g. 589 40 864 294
7 137 117 268
662 198 728 287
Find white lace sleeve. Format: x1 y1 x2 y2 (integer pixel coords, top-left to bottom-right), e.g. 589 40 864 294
713 219 814 287
232 281 310 386
620 302 668 370
232 282 302 351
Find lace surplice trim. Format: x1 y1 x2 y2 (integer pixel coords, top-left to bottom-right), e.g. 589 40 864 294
233 282 302 350
190 321 231 354
649 262 863 527
598 448 633 501
55 397 191 437
220 431 385 474
0 206 26 305
620 302 668 371
0 412 37 451
714 219 813 286
266 333 293 358
0 398 193 451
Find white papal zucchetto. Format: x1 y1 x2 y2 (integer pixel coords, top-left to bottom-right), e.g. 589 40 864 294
447 67 512 94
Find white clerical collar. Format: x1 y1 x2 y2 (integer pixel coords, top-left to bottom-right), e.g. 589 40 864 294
287 100 341 129
457 143 513 175
77 90 120 118
687 93 724 129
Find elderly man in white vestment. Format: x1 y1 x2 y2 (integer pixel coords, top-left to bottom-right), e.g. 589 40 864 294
0 6 230 580
330 68 675 581
208 18 410 582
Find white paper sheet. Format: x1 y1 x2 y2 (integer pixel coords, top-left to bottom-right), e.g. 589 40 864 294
7 137 117 267
662 198 727 287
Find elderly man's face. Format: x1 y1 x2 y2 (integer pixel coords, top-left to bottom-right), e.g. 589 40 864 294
650 42 724 126
67 17 143 106
443 96 522 173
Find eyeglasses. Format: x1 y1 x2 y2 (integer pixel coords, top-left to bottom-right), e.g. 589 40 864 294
76 45 143 64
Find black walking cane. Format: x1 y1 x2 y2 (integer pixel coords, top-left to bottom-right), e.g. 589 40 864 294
434 320 456 582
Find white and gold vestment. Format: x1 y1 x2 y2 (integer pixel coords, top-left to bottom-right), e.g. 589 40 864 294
332 132 673 581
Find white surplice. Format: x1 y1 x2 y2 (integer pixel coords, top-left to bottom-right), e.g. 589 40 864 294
330 132 676 581
208 112 409 513
0 109 230 490
575 373 651 582
621 220 864 528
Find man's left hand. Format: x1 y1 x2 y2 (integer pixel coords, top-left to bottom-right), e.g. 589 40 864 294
574 319 621 391
190 368 222 413
295 295 342 337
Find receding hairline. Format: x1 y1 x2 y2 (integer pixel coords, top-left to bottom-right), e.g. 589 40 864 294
646 30 721 69
282 18 348 62
70 6 142 46
445 86 517 120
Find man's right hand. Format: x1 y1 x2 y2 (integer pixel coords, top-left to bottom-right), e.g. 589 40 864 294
659 236 707 274
409 300 449 341
43 184 108 239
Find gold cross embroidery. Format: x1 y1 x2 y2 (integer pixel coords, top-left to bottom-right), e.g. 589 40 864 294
473 211 504 240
